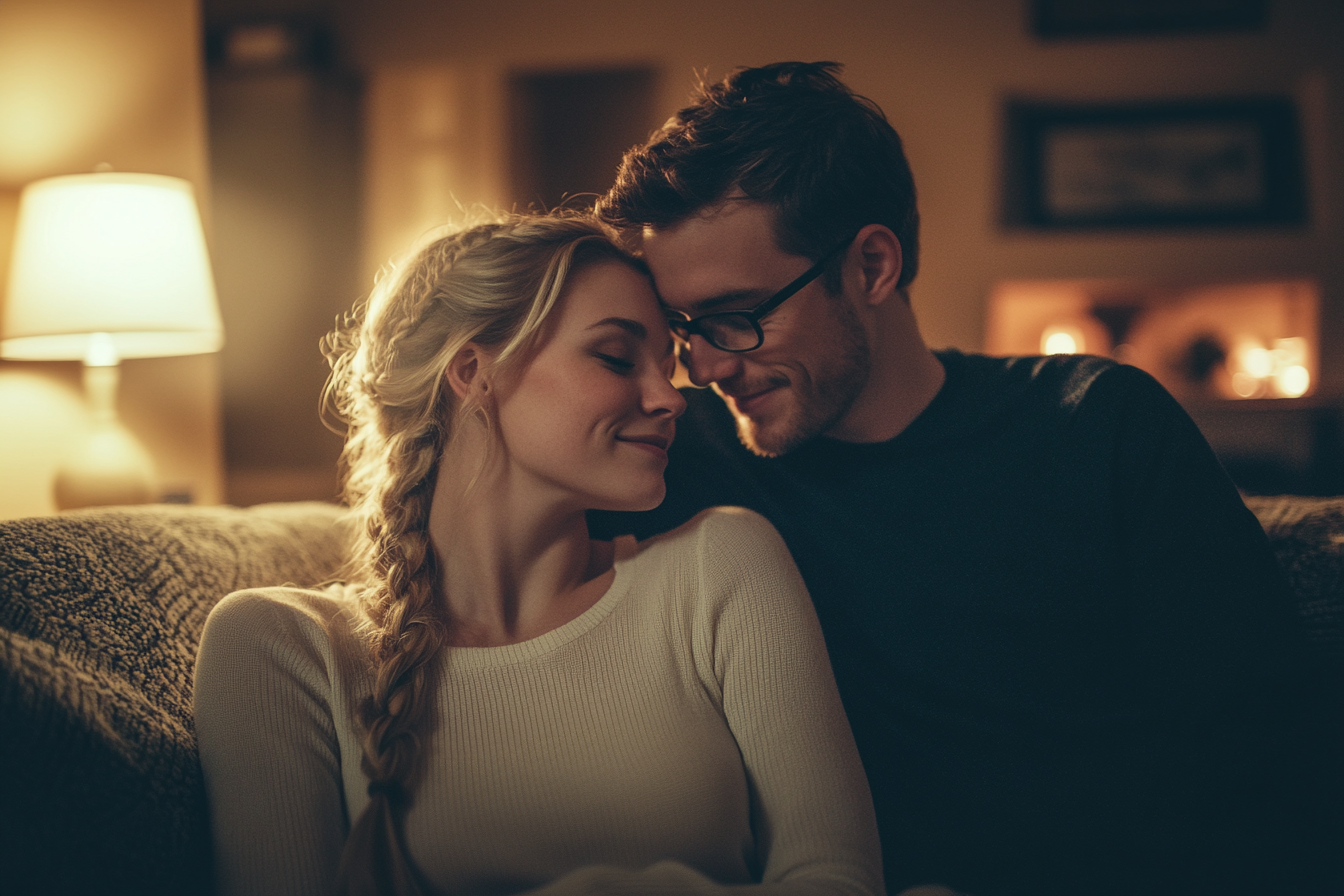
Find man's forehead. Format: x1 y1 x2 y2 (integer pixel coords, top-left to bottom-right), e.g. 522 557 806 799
642 197 775 248
640 203 793 310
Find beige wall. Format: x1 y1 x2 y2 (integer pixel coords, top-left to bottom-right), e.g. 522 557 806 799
0 0 224 518
337 0 1344 396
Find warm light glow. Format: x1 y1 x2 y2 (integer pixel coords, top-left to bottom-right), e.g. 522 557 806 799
1041 325 1083 355
1227 336 1312 399
1240 345 1273 379
1274 336 1307 366
1277 365 1310 398
0 10 159 183
987 278 1320 405
1231 371 1262 398
1 172 224 511
1 172 222 361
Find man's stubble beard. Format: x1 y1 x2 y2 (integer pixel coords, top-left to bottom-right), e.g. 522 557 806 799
733 297 871 458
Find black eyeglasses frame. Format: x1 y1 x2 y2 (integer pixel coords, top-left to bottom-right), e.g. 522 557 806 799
664 236 855 353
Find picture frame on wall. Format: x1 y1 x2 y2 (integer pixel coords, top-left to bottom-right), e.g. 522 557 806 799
1031 0 1268 40
1002 98 1309 229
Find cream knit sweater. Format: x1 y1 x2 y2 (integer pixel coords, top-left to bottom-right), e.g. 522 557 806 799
194 507 883 895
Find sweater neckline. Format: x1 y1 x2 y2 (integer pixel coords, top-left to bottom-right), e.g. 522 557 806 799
442 534 638 668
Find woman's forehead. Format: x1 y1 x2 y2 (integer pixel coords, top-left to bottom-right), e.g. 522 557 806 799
555 260 662 330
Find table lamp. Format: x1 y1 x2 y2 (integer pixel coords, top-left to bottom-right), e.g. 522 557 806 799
1 172 223 510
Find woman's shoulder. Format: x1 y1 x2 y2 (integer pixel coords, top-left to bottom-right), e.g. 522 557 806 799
645 505 784 551
635 506 800 595
203 582 364 654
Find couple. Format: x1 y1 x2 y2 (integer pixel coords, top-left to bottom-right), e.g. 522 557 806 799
195 63 1307 896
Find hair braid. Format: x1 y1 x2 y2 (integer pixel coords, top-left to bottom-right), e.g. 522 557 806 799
323 212 638 894
334 428 443 896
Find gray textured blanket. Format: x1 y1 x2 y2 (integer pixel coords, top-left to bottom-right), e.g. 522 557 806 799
0 501 351 896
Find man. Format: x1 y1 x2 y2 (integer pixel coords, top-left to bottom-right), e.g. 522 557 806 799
589 62 1312 895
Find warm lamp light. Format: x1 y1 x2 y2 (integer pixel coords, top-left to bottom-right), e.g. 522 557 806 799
1 172 223 509
1041 325 1084 356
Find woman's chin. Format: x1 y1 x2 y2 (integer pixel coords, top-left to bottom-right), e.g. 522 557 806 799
595 481 666 515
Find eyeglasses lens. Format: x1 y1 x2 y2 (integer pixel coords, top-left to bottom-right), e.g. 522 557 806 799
704 315 759 351
668 315 761 352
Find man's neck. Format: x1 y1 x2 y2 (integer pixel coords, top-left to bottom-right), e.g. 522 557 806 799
825 298 946 445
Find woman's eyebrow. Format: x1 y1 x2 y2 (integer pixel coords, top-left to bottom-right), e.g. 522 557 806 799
586 317 647 339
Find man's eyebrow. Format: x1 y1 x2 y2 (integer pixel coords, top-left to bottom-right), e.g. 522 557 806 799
683 289 769 314
586 317 648 339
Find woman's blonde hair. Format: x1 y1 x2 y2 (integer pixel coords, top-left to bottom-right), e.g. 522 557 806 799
322 212 638 895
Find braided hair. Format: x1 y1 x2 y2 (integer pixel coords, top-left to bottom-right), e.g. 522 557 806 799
322 212 637 894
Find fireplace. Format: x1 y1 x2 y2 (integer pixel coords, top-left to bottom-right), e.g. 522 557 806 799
985 278 1341 495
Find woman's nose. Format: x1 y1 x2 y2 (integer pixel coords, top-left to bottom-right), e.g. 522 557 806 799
646 371 687 419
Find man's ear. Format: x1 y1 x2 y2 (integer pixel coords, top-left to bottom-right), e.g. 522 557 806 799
445 344 491 400
853 224 903 306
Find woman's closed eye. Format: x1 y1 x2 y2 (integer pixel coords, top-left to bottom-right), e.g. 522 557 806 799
594 352 635 373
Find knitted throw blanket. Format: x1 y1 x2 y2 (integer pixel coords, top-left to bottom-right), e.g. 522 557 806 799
0 502 352 896
1244 494 1344 663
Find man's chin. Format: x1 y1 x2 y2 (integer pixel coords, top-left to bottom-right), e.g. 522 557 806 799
732 383 859 457
734 413 802 458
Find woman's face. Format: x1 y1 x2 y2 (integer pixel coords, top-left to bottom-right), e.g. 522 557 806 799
491 259 685 513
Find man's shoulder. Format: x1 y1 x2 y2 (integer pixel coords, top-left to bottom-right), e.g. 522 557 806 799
936 349 1172 423
941 348 1120 397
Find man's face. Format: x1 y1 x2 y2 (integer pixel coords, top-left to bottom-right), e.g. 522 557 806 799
642 200 870 457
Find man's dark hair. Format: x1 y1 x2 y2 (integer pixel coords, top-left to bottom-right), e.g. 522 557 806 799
597 61 920 290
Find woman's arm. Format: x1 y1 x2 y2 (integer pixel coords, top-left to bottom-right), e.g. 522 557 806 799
193 588 351 896
708 507 884 894
519 508 885 896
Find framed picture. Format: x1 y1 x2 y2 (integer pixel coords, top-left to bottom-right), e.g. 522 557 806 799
1002 98 1308 229
1031 0 1268 40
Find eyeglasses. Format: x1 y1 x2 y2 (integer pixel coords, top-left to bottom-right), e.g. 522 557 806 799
664 236 854 353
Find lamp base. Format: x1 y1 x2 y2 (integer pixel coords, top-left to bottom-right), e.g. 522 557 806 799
53 419 157 511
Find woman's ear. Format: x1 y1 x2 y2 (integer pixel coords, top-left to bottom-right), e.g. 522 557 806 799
853 224 903 306
445 344 491 400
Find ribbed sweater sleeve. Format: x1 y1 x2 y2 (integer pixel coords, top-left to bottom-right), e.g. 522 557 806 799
194 588 355 896
698 508 882 892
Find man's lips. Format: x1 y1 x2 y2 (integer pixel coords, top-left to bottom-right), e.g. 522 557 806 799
723 384 781 417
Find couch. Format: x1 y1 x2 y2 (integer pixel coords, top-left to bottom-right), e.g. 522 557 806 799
0 502 352 896
0 497 1340 895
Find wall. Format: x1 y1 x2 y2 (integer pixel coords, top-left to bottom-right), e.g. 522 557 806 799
0 0 225 518
333 0 1344 398
205 44 360 506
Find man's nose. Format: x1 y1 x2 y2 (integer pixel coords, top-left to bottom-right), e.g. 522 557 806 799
682 335 744 388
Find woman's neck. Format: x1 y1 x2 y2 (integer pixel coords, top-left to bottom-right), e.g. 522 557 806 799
425 445 615 648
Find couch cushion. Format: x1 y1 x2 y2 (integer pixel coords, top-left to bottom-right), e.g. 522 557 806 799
1244 494 1344 665
0 501 352 896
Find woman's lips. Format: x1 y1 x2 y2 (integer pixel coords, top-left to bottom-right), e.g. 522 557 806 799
616 433 671 462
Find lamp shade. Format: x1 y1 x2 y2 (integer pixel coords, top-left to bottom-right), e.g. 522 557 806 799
1 172 223 361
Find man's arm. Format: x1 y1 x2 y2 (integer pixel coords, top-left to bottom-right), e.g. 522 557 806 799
1087 365 1311 891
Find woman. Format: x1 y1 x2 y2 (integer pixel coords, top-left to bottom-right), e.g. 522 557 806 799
193 214 883 895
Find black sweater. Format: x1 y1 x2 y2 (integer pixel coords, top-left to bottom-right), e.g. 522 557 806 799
593 350 1309 895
